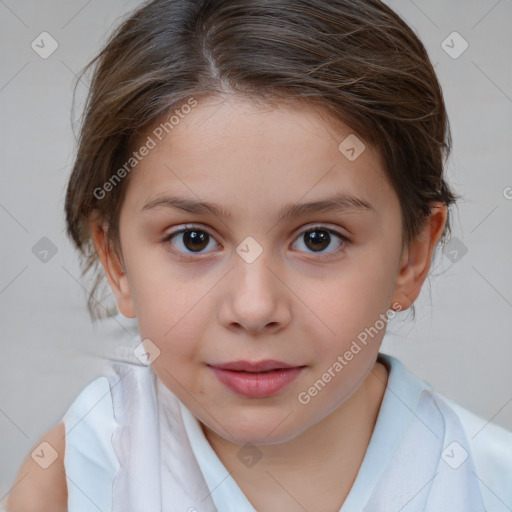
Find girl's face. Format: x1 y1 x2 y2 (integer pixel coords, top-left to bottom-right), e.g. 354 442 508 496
111 95 409 444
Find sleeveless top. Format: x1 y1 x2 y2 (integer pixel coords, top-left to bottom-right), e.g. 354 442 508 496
59 316 512 512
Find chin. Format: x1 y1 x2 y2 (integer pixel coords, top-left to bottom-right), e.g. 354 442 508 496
211 411 308 446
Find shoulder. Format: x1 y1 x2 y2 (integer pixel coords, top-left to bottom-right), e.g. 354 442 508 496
4 374 118 512
448 397 512 476
4 422 67 512
382 356 512 507
433 393 512 509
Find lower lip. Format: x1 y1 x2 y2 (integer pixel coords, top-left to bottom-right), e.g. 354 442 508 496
209 366 304 398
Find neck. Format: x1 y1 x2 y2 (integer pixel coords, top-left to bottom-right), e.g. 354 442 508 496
201 360 389 511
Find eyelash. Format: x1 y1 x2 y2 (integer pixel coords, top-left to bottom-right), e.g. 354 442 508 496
161 223 351 261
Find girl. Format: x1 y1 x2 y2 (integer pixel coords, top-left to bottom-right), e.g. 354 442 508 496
6 0 512 510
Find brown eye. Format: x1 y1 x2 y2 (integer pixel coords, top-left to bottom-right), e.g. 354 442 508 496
292 225 348 256
303 229 331 252
163 226 219 255
181 229 209 252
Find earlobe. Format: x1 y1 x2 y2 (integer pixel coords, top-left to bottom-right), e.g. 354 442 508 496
391 203 447 310
89 217 136 318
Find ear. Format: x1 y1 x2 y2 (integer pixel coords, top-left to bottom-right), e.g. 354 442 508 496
391 203 447 310
89 215 136 318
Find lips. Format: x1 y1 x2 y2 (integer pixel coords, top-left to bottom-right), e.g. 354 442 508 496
208 359 300 372
207 360 306 398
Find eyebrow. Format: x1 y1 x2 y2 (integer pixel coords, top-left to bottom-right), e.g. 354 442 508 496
140 193 375 221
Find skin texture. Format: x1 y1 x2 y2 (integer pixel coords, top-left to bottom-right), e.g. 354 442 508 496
5 422 67 511
7 95 447 510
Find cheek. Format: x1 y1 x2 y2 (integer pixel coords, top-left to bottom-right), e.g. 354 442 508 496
300 248 399 391
311 256 398 336
125 232 220 311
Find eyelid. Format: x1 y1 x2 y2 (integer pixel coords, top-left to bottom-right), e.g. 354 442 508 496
161 223 220 261
292 222 350 240
163 223 220 242
291 223 350 260
162 222 350 259
164 222 350 240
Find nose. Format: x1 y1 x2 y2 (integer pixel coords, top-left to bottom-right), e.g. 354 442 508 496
217 250 292 336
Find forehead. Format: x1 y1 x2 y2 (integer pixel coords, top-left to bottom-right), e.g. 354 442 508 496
123 95 396 219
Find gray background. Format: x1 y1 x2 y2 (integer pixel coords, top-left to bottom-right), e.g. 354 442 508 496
1 0 511 498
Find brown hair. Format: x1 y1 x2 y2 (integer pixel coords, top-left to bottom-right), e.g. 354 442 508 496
64 0 457 321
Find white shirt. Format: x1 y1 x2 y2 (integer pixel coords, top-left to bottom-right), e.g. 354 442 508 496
59 314 512 512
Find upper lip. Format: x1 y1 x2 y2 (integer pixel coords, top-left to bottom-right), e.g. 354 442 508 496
208 360 302 372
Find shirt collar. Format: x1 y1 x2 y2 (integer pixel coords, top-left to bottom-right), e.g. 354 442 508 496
179 354 429 511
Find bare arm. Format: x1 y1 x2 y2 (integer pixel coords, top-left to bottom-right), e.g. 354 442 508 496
4 422 68 512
